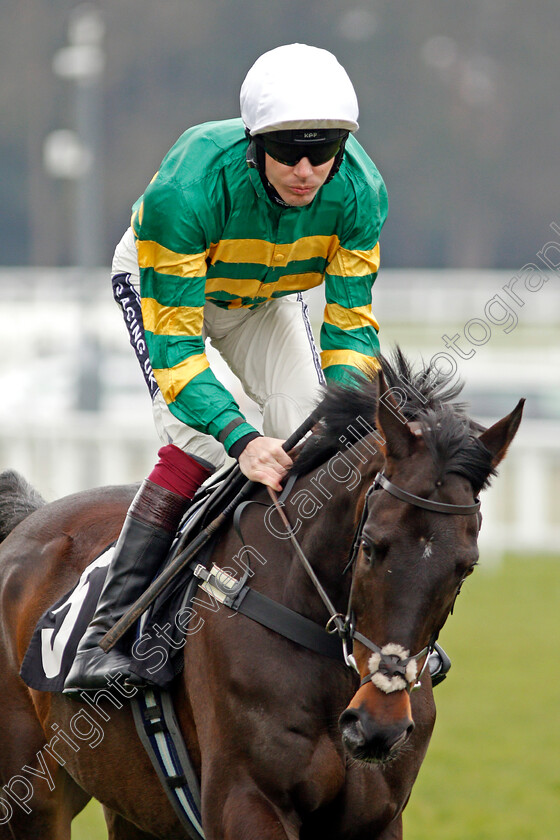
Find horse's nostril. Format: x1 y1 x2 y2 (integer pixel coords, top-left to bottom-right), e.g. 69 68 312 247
339 708 362 732
339 705 415 761
339 708 358 726
339 708 366 748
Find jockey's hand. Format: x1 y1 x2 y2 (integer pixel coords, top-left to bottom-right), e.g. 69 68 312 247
238 436 292 491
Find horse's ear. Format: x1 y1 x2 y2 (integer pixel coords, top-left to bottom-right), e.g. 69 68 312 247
478 398 525 468
375 371 418 460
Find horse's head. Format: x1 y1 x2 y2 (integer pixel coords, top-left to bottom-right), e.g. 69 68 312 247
339 372 524 764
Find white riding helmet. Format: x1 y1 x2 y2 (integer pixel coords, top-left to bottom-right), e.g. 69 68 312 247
240 43 359 136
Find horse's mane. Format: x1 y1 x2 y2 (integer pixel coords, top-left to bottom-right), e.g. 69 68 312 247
293 348 496 492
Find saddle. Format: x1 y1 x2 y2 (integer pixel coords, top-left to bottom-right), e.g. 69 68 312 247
19 463 245 693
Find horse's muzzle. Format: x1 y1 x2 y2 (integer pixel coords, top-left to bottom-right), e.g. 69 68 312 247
338 687 415 763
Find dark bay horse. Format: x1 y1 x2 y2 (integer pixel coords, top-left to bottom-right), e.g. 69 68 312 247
0 355 523 839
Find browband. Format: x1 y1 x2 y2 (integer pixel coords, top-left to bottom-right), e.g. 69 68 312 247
374 472 481 516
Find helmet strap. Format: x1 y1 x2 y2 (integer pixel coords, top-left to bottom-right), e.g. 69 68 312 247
324 135 348 183
246 139 292 207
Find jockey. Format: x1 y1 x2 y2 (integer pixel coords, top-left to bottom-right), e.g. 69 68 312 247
64 44 388 693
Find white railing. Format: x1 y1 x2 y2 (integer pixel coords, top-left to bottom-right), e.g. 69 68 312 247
0 414 157 501
474 420 560 557
0 414 557 558
0 267 558 558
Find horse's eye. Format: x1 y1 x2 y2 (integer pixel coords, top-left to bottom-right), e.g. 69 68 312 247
360 538 387 564
460 559 479 579
454 560 479 600
360 539 372 562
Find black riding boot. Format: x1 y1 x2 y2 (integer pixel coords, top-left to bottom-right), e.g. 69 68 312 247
63 480 189 694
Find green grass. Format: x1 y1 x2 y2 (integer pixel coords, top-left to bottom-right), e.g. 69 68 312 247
73 800 107 837
72 555 560 839
405 554 560 840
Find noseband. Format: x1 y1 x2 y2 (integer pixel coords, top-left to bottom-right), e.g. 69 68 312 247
269 469 482 694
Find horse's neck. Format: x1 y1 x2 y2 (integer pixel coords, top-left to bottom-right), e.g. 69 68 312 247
279 440 382 621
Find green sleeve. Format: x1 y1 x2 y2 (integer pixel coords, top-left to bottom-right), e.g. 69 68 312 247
134 174 257 453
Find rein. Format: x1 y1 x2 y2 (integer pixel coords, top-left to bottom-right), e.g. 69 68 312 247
267 468 482 694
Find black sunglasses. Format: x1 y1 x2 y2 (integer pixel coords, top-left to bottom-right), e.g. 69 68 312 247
256 135 345 167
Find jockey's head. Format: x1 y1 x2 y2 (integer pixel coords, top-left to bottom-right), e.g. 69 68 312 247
240 44 359 202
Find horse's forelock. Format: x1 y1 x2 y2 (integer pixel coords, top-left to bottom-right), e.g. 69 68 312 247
419 407 496 492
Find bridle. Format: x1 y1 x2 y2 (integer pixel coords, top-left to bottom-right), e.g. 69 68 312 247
268 470 482 694
373 472 481 517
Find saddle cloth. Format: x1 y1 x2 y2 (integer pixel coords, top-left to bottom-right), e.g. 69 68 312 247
19 467 240 693
20 530 214 693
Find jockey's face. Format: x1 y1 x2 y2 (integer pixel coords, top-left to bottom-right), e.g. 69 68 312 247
264 153 334 206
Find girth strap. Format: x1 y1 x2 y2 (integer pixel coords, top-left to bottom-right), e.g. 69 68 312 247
132 688 205 839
